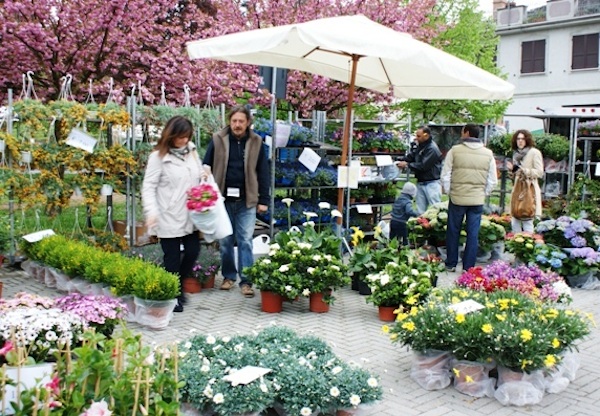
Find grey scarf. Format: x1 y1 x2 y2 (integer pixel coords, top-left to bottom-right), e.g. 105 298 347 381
513 146 531 166
169 146 190 161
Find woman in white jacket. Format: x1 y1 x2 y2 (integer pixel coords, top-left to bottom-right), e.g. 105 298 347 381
142 116 207 312
510 129 544 233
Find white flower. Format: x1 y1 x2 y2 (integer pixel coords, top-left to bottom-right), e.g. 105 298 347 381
234 343 244 352
292 249 301 255
302 288 311 296
331 264 340 271
332 366 343 375
285 285 293 292
312 255 322 261
298 242 312 250
300 407 313 416
184 341 192 349
269 243 281 250
379 273 390 286
282 198 294 207
319 202 331 210
260 348 269 354
331 209 343 218
200 365 210 373
260 383 268 393
350 394 361 406
307 267 316 274
367 377 378 387
143 354 155 366
330 386 340 397
262 259 271 265
213 393 224 404
303 211 318 218
206 335 216 344
303 221 316 227
279 264 290 272
203 385 213 398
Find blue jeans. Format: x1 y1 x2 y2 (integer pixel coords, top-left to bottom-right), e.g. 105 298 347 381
416 181 441 214
220 200 256 286
445 201 483 270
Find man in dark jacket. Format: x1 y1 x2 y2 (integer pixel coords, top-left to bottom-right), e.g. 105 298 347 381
396 126 442 213
203 106 270 298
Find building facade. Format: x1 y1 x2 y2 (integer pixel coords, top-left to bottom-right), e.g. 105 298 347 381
495 0 600 131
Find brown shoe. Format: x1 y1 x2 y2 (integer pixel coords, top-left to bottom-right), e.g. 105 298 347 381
241 284 255 298
220 279 235 290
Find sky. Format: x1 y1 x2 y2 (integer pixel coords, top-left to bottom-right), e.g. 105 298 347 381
477 0 549 15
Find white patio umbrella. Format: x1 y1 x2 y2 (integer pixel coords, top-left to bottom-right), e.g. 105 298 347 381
187 14 515 219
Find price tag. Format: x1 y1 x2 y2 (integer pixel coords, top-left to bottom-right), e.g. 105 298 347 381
298 147 321 172
66 128 97 153
22 229 55 243
356 204 373 214
448 299 485 314
222 366 272 385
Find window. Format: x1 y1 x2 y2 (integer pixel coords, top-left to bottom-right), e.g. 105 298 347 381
572 33 599 70
521 40 546 74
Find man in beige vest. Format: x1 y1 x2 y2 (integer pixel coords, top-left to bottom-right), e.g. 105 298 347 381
441 124 497 272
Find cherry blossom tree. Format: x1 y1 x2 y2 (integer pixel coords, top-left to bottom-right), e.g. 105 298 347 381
0 0 443 114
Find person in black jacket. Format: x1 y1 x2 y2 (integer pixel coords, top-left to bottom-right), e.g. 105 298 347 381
396 126 443 213
390 182 419 245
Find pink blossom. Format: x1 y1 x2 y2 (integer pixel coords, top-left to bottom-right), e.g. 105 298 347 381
80 400 112 416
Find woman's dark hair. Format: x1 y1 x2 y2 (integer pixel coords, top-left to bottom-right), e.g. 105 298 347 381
228 105 252 124
511 129 535 150
155 116 194 157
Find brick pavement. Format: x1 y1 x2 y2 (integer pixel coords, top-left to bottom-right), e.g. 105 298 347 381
1 264 599 415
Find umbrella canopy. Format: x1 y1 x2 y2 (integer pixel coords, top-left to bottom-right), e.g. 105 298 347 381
187 14 514 100
187 14 515 221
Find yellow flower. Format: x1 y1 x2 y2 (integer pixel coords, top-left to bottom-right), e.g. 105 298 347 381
465 375 474 383
402 321 415 331
544 354 557 367
381 325 390 333
520 329 533 342
455 314 465 323
409 306 419 316
396 312 409 321
405 295 417 305
452 368 460 377
389 333 398 341
495 314 506 321
520 359 532 370
551 338 561 348
546 308 559 319
481 324 493 334
498 299 510 310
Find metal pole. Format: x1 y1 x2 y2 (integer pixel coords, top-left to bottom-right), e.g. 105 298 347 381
269 68 278 238
7 89 17 265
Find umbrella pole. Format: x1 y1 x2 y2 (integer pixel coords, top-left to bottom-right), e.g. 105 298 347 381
337 55 360 228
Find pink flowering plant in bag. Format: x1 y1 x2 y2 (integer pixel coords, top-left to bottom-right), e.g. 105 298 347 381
186 182 219 212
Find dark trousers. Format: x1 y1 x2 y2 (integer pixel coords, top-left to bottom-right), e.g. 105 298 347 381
445 201 483 270
390 220 408 246
160 231 200 298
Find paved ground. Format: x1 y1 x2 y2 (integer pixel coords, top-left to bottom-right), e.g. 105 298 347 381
1 260 599 416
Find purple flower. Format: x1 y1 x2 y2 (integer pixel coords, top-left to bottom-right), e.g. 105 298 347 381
569 236 587 248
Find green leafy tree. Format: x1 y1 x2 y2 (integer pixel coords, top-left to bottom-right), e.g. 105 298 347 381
396 0 511 124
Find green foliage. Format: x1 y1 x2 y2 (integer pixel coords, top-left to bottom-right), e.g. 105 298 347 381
533 133 572 161
365 260 433 307
395 0 510 124
487 132 512 157
565 174 600 224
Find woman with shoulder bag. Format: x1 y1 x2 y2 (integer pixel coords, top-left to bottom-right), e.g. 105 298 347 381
510 129 544 233
142 116 208 313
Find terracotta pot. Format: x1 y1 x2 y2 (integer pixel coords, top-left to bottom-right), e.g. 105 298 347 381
260 291 283 313
378 305 398 322
0 281 3 298
309 292 330 313
183 277 202 294
202 274 216 289
336 409 355 416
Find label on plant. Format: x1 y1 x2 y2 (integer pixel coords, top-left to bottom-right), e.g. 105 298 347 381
356 204 373 214
448 299 484 314
375 155 394 166
66 128 97 153
298 147 320 172
337 166 359 188
222 366 272 385
22 229 56 243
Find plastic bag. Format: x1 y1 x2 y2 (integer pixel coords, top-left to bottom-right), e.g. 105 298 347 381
377 220 390 240
494 366 545 406
451 359 496 398
133 297 177 330
411 350 452 390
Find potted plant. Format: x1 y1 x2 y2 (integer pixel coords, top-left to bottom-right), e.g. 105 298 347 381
477 217 506 254
364 260 433 321
504 232 545 264
54 293 128 337
131 265 180 329
186 244 221 292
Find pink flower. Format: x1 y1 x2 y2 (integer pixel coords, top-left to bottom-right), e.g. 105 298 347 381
0 340 14 356
186 183 219 212
80 400 112 416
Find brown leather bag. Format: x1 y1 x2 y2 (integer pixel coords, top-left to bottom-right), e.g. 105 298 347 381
511 171 535 219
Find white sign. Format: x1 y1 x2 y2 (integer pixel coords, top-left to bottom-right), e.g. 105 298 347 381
22 229 55 243
274 123 291 148
66 128 97 153
375 155 394 166
356 204 373 214
264 135 273 159
298 147 321 172
222 366 272 385
337 166 359 189
448 299 485 314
